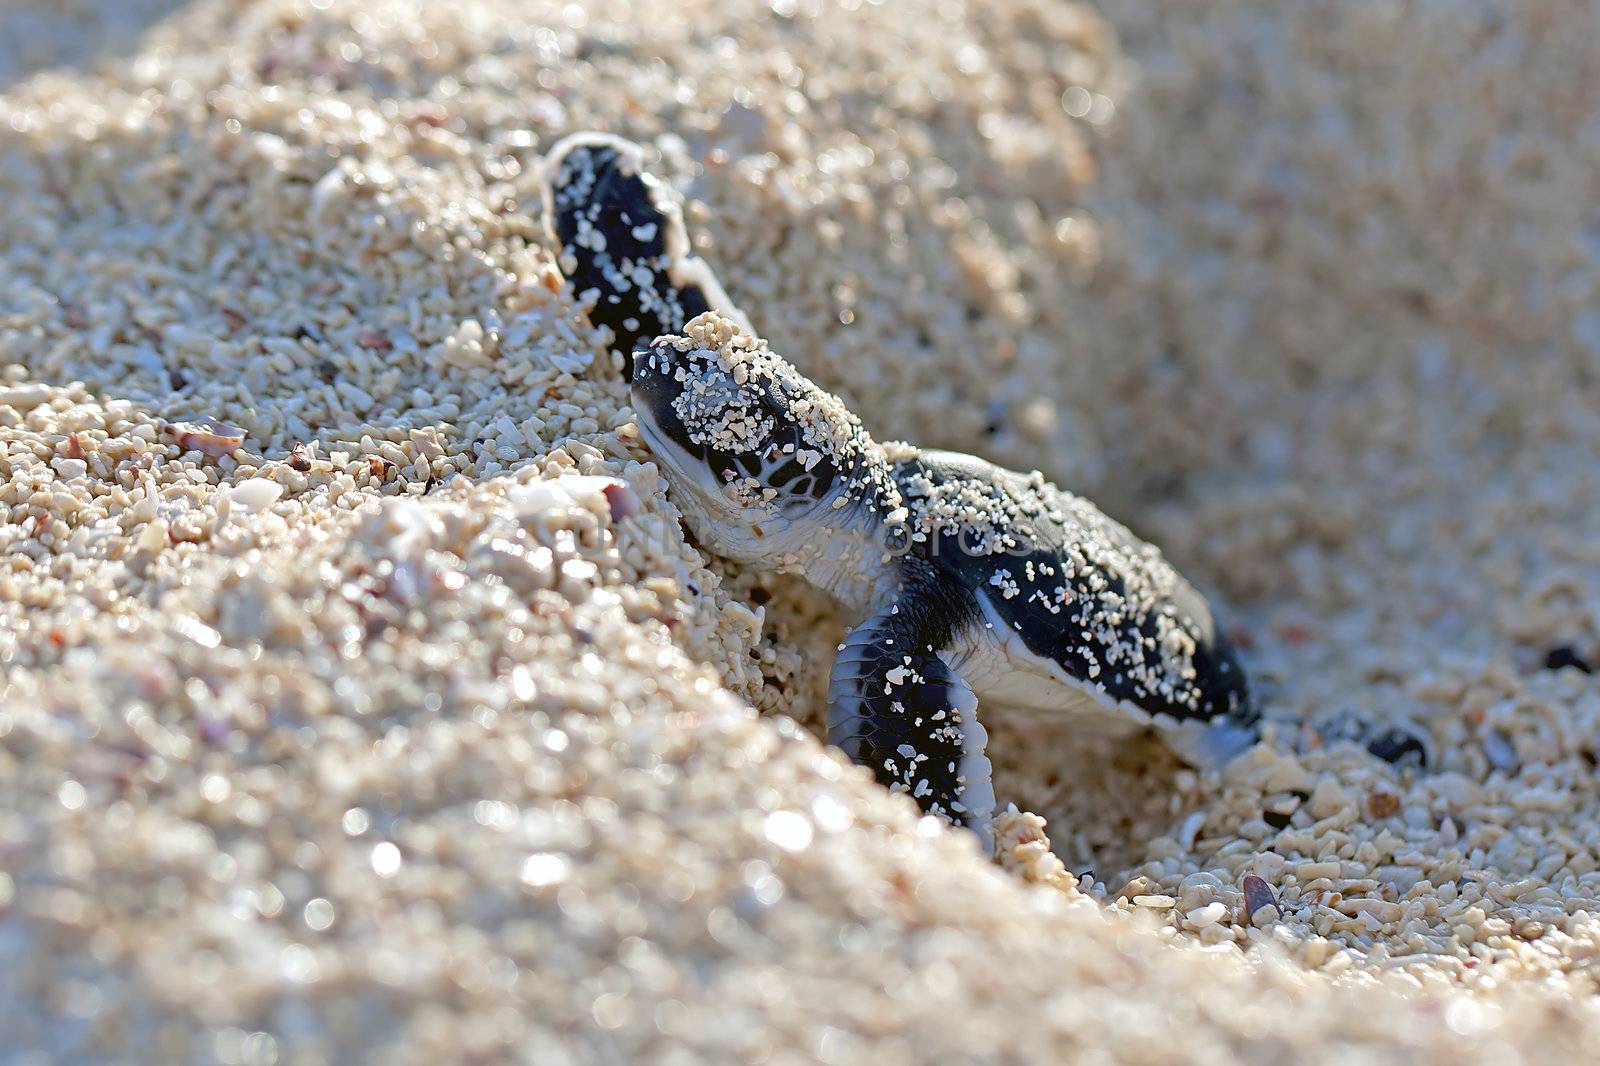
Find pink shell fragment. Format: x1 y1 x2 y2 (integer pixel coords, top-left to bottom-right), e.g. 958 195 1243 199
170 417 246 457
601 481 640 521
510 475 640 524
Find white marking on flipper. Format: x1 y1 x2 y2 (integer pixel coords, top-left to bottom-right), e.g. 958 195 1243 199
660 236 755 338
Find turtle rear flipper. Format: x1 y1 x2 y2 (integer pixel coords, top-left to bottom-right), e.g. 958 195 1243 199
1164 717 1261 773
828 605 996 852
1313 710 1435 769
543 132 748 379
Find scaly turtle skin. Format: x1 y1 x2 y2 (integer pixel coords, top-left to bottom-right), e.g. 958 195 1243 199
544 133 1259 848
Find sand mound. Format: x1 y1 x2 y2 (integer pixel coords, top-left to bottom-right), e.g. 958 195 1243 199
4 0 1600 1061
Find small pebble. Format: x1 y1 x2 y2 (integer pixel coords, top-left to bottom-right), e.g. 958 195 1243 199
0 384 50 408
51 457 88 480
230 479 285 513
1185 902 1228 929
1309 779 1350 819
1543 647 1592 674
1251 905 1281 930
1366 791 1400 820
1482 729 1519 773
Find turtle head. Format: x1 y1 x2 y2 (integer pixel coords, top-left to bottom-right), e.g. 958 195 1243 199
630 313 874 562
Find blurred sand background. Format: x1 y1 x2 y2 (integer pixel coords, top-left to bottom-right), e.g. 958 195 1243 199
4 0 1600 1061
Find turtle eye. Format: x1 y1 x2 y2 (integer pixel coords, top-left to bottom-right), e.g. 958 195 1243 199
732 449 767 479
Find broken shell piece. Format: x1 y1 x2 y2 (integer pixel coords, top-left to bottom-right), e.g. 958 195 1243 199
510 475 639 523
1242 874 1278 920
170 417 246 457
1482 728 1518 773
230 479 284 513
1366 790 1401 819
600 481 640 520
0 384 51 409
1175 810 1207 851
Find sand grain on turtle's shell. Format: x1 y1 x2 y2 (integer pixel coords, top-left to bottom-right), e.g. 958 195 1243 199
4 0 1600 1061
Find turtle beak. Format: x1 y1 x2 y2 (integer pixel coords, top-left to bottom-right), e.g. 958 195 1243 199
628 342 679 426
629 343 661 384
627 347 712 479
629 393 748 527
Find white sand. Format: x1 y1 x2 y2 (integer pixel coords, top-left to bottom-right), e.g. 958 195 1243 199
3 0 1600 1061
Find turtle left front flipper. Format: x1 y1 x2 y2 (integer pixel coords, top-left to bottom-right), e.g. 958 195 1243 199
543 132 749 379
828 603 997 851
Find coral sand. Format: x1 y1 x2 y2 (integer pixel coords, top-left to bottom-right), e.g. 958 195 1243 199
4 0 1600 1061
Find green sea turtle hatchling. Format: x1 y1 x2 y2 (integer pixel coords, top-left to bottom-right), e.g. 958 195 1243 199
543 133 1265 849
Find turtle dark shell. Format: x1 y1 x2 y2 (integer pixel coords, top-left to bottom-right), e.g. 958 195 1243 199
892 449 1255 729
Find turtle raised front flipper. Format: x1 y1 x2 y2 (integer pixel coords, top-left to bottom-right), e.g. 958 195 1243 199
829 589 997 851
543 132 749 379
